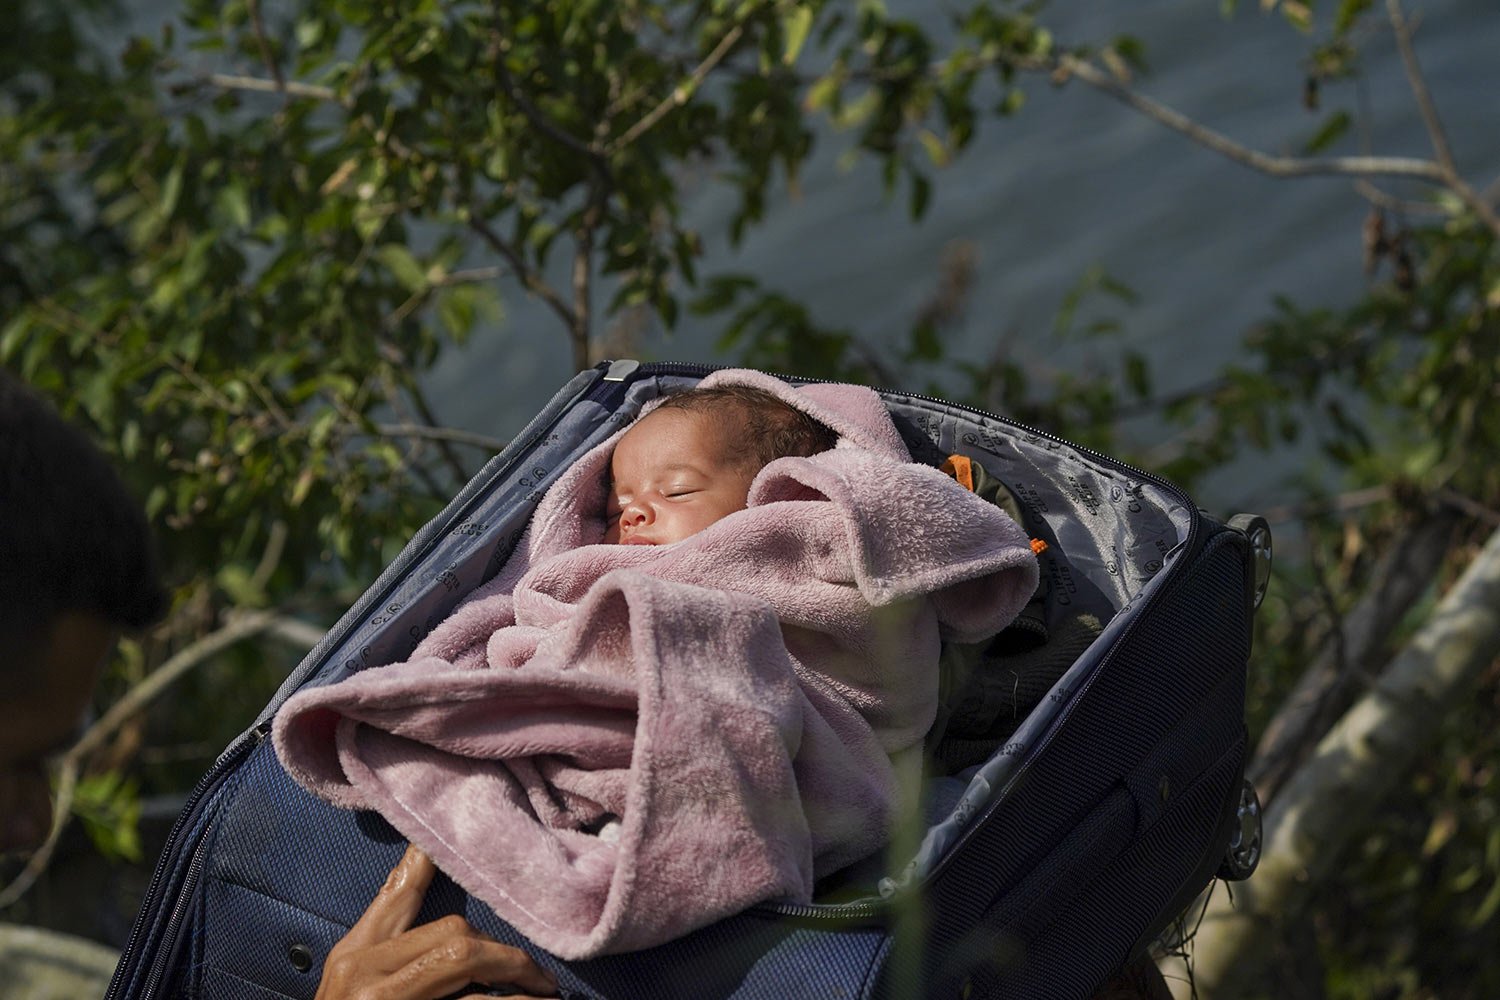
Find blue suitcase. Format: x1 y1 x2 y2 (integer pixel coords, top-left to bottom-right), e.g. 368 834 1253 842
106 360 1265 999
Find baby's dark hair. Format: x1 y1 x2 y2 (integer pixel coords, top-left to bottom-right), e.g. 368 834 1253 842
654 384 837 470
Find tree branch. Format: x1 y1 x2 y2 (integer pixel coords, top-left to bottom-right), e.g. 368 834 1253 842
245 0 286 98
192 72 341 104
570 188 607 371
383 266 507 334
467 215 577 332
609 20 748 154
1046 54 1444 183
1385 0 1455 176
373 422 509 452
248 519 288 597
1248 508 1461 805
1183 522 1500 997
401 374 471 483
490 31 606 165
0 608 322 908
1033 49 1500 237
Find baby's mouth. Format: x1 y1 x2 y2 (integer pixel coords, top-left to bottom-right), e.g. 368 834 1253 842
622 536 656 546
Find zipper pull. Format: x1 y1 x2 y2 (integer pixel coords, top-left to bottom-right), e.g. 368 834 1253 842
602 359 640 382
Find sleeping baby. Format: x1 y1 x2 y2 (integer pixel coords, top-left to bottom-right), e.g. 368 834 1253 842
603 383 836 547
275 369 1040 959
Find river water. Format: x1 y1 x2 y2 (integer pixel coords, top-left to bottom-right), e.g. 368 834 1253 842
423 0 1498 511
125 0 1500 509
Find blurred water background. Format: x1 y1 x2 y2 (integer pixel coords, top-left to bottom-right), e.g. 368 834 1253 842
125 0 1500 511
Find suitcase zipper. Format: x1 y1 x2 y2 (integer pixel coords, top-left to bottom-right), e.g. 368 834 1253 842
137 822 216 1000
105 723 269 1000
627 360 1202 922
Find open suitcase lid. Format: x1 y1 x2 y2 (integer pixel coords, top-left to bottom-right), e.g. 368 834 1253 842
111 359 1259 1000
250 359 1199 895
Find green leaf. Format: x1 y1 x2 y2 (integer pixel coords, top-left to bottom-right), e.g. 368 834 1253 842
216 563 266 606
376 244 428 292
782 7 814 65
997 87 1025 116
296 17 325 48
908 171 931 219
917 129 949 167
806 71 841 112
216 182 252 229
1303 110 1352 154
289 466 317 507
1124 352 1151 399
73 772 143 863
160 161 185 220
1334 0 1374 35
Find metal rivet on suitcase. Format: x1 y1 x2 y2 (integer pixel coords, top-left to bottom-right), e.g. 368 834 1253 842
1157 775 1171 802
288 943 314 973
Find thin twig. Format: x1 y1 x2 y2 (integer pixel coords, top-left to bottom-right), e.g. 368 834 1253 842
402 376 471 483
1436 487 1500 528
443 265 509 285
468 215 577 331
383 266 509 333
1482 174 1500 205
1045 54 1445 183
199 72 340 104
247 377 296 432
249 520 289 596
162 355 240 413
1385 0 1455 175
609 20 748 153
571 190 607 370
0 763 78 909
245 0 287 97
372 370 452 499
1052 49 1500 235
0 609 310 908
491 32 606 165
72 613 282 763
257 612 327 650
1255 485 1500 529
1353 178 1448 216
374 422 509 452
1259 485 1391 525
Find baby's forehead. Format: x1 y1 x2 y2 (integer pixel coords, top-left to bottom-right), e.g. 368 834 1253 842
624 406 724 448
607 408 740 477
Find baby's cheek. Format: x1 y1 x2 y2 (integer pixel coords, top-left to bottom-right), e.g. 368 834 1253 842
602 520 620 544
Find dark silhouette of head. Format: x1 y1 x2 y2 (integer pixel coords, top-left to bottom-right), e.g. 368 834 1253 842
0 370 166 674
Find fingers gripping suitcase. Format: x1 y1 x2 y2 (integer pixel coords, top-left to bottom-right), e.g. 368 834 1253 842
106 360 1265 1000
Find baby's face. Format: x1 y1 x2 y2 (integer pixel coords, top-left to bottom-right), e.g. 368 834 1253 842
603 408 756 546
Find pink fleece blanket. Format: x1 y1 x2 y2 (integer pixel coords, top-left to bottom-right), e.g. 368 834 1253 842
274 369 1038 958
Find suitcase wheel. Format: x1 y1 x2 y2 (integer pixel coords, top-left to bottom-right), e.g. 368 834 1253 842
1228 513 1273 610
1218 778 1262 881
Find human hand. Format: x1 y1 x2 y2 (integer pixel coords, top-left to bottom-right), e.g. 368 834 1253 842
315 844 559 1000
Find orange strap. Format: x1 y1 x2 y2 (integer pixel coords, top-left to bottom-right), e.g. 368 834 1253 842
942 454 1049 556
939 454 975 492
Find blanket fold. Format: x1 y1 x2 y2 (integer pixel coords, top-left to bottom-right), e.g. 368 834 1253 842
274 369 1039 959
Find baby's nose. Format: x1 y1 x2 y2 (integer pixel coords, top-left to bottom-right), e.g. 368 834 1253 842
621 501 653 526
